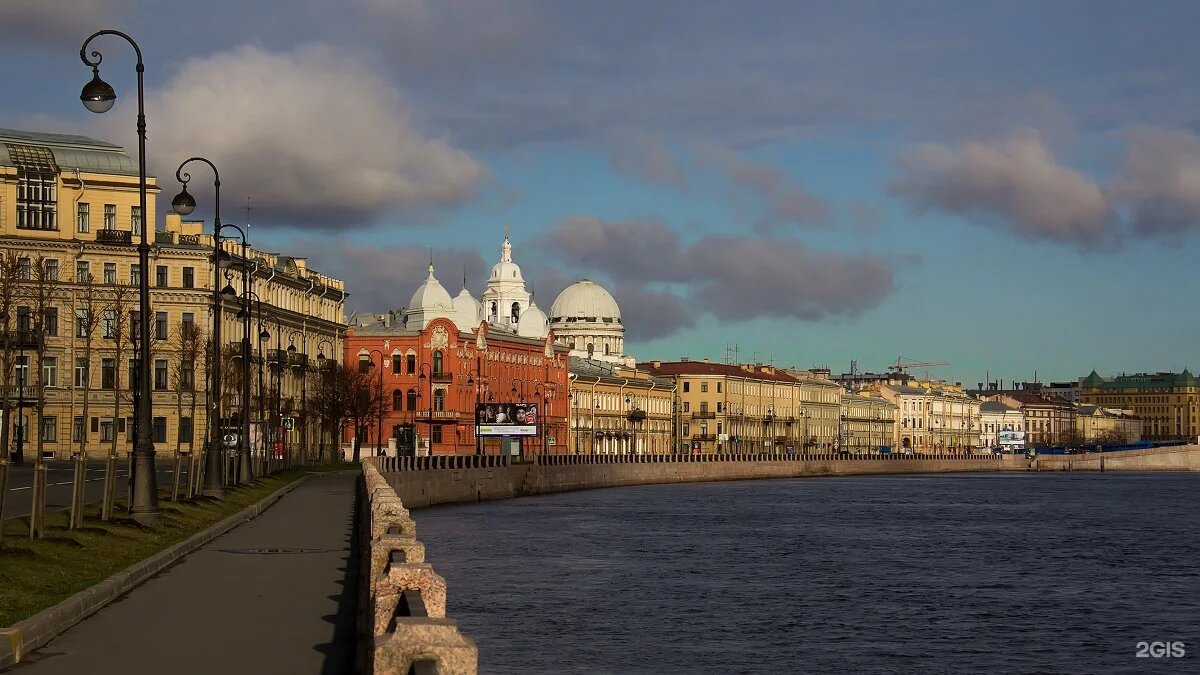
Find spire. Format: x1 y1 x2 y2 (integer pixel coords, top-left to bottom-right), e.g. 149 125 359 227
463 266 468 291
501 224 512 262
427 249 436 279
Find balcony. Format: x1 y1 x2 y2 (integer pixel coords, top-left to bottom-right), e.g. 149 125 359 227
96 229 132 245
691 411 716 419
287 352 309 369
429 371 453 383
627 409 647 423
2 384 42 400
691 433 716 442
178 234 202 247
1 330 41 349
267 349 289 366
155 231 175 245
414 410 461 420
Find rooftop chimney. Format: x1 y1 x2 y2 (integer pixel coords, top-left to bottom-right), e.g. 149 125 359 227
702 357 709 364
652 360 661 368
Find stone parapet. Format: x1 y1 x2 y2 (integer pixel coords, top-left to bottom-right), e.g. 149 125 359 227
359 460 477 674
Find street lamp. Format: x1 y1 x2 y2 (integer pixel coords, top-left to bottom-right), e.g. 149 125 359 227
417 363 434 455
172 156 227 497
536 383 555 458
286 331 307 466
81 29 160 525
314 340 335 463
367 349 384 457
259 313 284 471
464 368 484 454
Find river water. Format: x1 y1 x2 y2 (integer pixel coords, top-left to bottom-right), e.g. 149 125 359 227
413 473 1199 674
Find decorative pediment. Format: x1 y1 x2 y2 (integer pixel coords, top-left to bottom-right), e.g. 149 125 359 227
430 325 449 350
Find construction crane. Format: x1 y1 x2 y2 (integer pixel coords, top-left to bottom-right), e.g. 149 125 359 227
887 356 950 374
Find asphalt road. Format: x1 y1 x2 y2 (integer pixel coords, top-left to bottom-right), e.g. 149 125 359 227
2 460 191 520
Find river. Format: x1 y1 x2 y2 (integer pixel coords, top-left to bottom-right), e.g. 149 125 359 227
413 472 1199 674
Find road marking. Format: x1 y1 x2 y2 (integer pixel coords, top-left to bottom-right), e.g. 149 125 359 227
2 472 195 491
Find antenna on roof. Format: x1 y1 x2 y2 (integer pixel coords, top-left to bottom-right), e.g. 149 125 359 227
244 197 253 238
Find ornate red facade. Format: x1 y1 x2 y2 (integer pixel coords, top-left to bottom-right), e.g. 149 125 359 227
344 317 570 455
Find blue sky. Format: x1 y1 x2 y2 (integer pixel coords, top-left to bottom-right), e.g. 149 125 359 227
3 1 1200 386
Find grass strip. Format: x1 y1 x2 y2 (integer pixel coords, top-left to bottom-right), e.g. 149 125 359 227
0 463 359 627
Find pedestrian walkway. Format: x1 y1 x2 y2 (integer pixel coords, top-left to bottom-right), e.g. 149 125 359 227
14 471 359 675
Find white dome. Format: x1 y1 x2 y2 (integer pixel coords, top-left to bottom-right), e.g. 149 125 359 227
550 279 621 323
409 264 454 311
453 287 483 330
517 300 549 338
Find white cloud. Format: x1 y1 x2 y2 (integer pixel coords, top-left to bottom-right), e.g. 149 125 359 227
1110 126 1200 237
98 44 484 229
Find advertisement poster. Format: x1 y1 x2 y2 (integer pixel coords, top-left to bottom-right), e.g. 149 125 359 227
475 402 539 437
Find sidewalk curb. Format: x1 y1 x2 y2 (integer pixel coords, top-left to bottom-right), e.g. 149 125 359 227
0 472 328 669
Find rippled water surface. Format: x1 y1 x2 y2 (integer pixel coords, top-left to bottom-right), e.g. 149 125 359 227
414 473 1200 674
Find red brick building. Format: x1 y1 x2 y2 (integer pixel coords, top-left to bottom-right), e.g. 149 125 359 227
344 315 570 456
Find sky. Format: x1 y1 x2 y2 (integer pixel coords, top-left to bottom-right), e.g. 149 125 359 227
3 1 1200 386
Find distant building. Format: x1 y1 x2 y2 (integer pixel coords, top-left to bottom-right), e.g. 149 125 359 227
874 380 979 452
979 400 1025 449
567 357 674 454
987 392 1075 447
1075 404 1142 445
1079 370 1198 441
840 392 899 453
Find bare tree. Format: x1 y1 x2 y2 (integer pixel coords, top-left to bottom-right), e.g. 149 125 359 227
26 256 63 534
307 361 348 464
339 362 384 464
0 250 22 537
74 272 103 459
170 320 203 499
105 282 137 462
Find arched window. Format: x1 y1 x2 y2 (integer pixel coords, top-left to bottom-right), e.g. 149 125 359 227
433 350 443 374
511 302 520 323
406 388 418 411
392 389 403 411
406 354 415 374
490 302 497 321
587 343 594 357
434 389 445 412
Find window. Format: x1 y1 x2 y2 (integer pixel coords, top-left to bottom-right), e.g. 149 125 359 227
44 307 58 337
14 152 57 230
76 260 90 283
433 350 443 374
683 401 690 412
45 259 59 282
434 389 445 412
130 311 141 340
131 206 143 236
683 382 690 393
432 425 443 444
128 358 138 391
683 423 690 437
717 402 723 413
182 312 194 335
154 359 168 390
73 416 85 442
100 418 115 442
75 358 89 388
393 390 403 410
102 309 117 338
15 306 30 333
179 417 193 443
358 356 371 374
392 357 401 375
700 402 709 413
717 382 723 393
42 356 57 388
701 382 709 393
407 389 417 411
103 262 116 284
77 202 90 233
16 257 31 280
180 360 195 390
15 356 29 384
40 416 57 443
510 302 520 323
130 264 140 285
152 416 167 443
101 358 116 389
103 204 116 230
406 354 415 374
155 311 168 340
182 266 194 288
156 265 167 287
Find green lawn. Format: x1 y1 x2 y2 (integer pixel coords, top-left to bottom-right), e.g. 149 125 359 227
0 463 359 627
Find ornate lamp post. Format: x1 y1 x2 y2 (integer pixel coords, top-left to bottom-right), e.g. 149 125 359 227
286 331 307 466
80 29 160 524
535 383 555 458
366 349 385 456
314 340 335 463
417 363 434 455
260 314 284 471
463 368 483 454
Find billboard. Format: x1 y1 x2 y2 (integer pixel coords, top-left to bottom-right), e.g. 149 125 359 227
475 402 539 437
997 430 1026 449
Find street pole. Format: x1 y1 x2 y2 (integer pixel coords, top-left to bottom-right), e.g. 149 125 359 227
81 30 160 525
369 349 384 456
171 157 225 498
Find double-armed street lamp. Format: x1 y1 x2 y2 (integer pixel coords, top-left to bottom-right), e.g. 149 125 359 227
366 349 385 456
286 331 307 466
314 340 335 463
80 29 159 524
260 314 284 470
417 363 435 455
535 383 555 458
463 368 484 454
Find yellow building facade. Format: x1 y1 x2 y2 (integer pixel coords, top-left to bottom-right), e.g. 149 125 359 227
567 358 674 454
0 128 345 460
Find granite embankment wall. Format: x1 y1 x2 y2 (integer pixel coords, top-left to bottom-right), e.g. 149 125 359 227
373 453 1011 510
1029 444 1200 472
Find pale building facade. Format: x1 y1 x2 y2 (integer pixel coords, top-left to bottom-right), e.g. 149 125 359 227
840 392 899 453
0 128 345 460
1075 404 1142 444
567 358 674 454
877 381 980 452
979 400 1025 449
1079 370 1199 441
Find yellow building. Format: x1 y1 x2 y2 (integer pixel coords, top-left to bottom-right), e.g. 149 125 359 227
840 392 899 453
568 357 674 454
1075 404 1142 444
1080 370 1198 441
875 380 979 452
0 128 345 461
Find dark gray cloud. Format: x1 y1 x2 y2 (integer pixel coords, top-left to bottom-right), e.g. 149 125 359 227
533 216 688 283
535 216 898 340
0 1 131 49
889 129 1115 249
606 128 687 189
301 239 487 314
612 283 697 342
698 146 829 232
1110 126 1200 238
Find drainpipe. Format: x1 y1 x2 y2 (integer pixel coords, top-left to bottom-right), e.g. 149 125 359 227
647 379 656 453
590 378 599 454
619 378 628 455
72 168 86 237
568 372 577 454
671 383 678 454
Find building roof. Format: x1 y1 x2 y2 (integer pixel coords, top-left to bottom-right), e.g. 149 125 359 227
638 360 800 383
1001 392 1074 408
571 356 672 389
979 400 1019 414
0 127 139 176
550 279 622 324
1082 369 1199 390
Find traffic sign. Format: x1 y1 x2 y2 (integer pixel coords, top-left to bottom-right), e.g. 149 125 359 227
282 417 295 430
